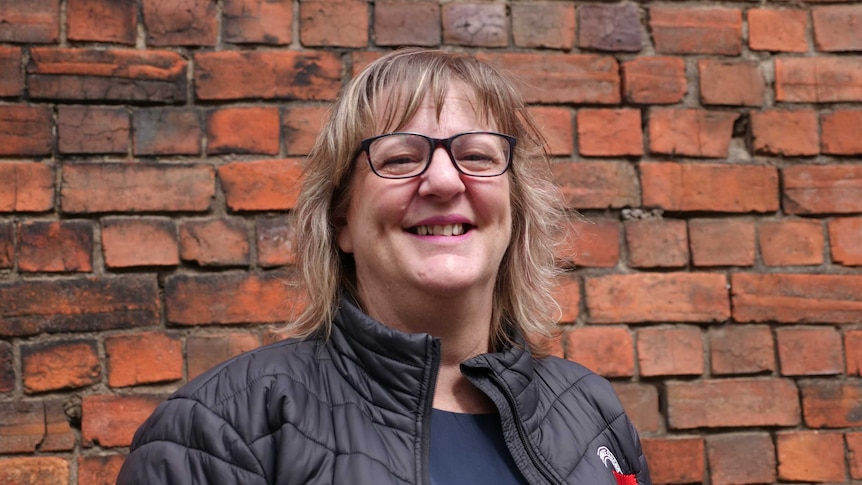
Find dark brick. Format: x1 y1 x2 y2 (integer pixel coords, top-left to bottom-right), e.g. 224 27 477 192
0 340 13 392
0 222 12 269
0 0 59 43
0 400 75 453
0 46 24 97
299 1 368 48
142 0 217 46
375 1 440 47
578 4 642 52
133 108 201 156
224 0 292 45
58 106 129 155
650 6 742 55
442 3 507 47
18 220 94 273
0 105 52 156
512 2 575 50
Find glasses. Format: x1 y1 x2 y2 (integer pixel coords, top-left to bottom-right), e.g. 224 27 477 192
358 131 516 179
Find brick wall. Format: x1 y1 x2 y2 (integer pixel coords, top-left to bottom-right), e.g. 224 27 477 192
1 1 861 484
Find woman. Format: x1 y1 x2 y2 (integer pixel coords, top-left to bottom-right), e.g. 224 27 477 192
118 48 651 485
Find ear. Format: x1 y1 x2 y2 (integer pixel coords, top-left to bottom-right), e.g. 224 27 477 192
336 223 354 254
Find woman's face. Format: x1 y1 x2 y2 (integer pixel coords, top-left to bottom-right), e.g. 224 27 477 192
336 83 513 307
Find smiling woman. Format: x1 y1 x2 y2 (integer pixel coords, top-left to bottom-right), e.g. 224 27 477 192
117 48 652 485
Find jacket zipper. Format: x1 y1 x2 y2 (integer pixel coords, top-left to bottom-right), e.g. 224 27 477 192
420 338 442 485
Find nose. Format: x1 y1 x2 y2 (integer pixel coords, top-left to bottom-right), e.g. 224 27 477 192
417 146 466 199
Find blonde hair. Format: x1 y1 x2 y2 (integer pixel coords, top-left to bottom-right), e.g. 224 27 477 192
290 48 563 353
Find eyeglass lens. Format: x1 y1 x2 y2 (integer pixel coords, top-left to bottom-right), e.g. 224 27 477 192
368 133 510 178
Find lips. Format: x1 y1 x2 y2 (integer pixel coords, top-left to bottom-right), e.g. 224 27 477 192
409 223 471 236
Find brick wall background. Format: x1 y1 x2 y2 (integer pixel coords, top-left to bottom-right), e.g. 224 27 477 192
1 0 861 484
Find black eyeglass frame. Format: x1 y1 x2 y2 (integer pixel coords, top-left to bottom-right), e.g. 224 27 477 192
357 131 517 179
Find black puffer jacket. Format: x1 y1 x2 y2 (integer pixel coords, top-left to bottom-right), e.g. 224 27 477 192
118 297 651 484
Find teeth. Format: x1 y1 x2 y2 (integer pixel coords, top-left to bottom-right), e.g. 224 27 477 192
415 224 466 236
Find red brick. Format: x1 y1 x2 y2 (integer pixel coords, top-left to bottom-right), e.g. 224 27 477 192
18 220 93 273
0 276 159 337
0 457 69 485
849 432 862 480
848 330 862 375
577 108 643 157
650 6 742 55
142 0 216 46
180 218 250 267
351 51 382 76
21 339 100 393
622 56 686 105
0 162 54 212
0 222 11 269
638 326 703 377
28 48 187 103
256 215 296 268
219 158 303 211
801 380 862 428
776 57 862 103
0 0 59 43
0 340 12 392
611 383 660 434
709 325 775 375
478 53 620 104
667 378 799 429
641 162 779 213
375 1 440 47
166 272 302 325
133 108 202 156
784 165 862 214
195 51 341 101
300 0 368 47
552 276 581 324
690 218 756 267
0 105 52 156
732 273 862 324
551 161 639 210
106 332 182 387
777 327 842 376
750 109 819 156
528 106 573 156
777 431 845 482
224 0 292 45
648 108 739 158
586 273 730 324
642 437 705 484
707 433 776 485
67 0 136 44
0 46 24 97
512 2 574 50
625 219 688 269
82 394 163 448
284 106 327 156
558 216 619 268
77 454 125 485
0 400 75 453
758 219 824 266
442 3 507 47
565 326 634 378
102 217 179 268
822 109 862 155
813 5 862 52
58 106 129 155
207 107 279 155
62 163 214 213
578 4 642 52
699 60 765 107
748 9 808 53
187 333 261 379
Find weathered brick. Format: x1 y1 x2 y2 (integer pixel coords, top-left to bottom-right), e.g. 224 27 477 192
142 0 216 46
21 339 100 393
28 48 187 103
67 0 136 45
648 108 739 158
300 0 368 47
611 383 660 434
848 330 862 376
528 106 573 156
187 333 261 379
375 1 440 47
58 106 129 155
622 56 686 105
207 107 279 155
813 5 862 52
578 4 642 52
848 432 862 480
0 0 59 43
709 325 775 375
62 163 214 213
478 53 620 104
0 457 69 485
777 327 842 376
77 454 125 485
777 431 846 482
195 50 342 101
732 273 862 324
707 433 776 485
625 219 688 268
558 216 619 268
642 437 705 484
180 218 250 267
0 46 24 97
106 332 182 387
751 109 819 156
784 165 862 214
224 0 292 45
0 222 12 269
0 105 52 156
776 57 862 103
748 8 808 53
284 105 327 156
133 108 201 156
0 340 12 392
256 215 296 268
667 378 799 428
351 51 382 75
0 276 159 337
586 273 729 324
18 220 93 273
219 158 303 211
442 3 507 47
552 276 580 324
565 327 634 378
641 162 779 213
551 161 639 210
82 394 163 448
830 217 862 266
638 326 703 377
801 380 862 428
650 6 742 55
758 219 824 267
0 162 54 213
0 400 74 453
690 218 756 267
511 2 574 50
822 109 862 155
101 217 178 268
577 108 643 157
699 60 765 107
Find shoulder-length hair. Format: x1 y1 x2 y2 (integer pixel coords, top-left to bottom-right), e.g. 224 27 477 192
289 48 563 354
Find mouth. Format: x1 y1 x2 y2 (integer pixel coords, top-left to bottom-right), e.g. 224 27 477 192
407 223 472 236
